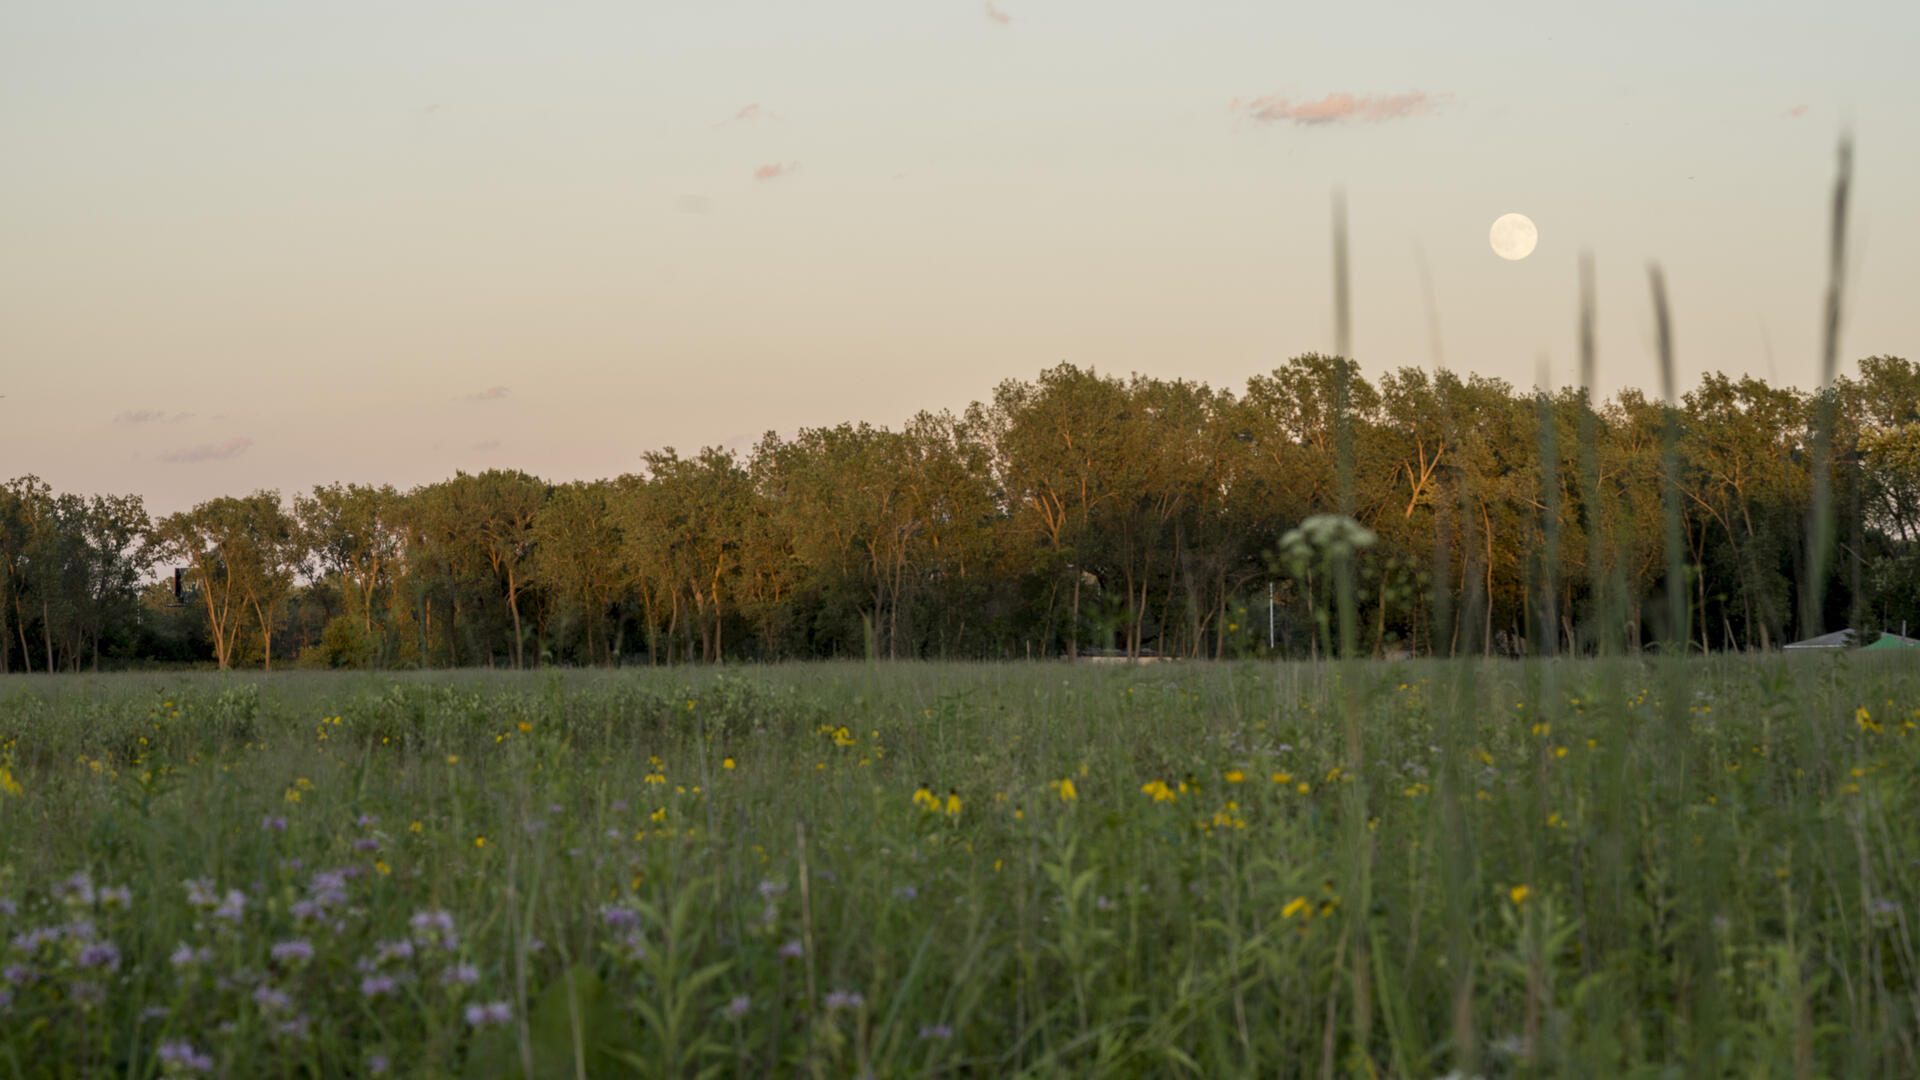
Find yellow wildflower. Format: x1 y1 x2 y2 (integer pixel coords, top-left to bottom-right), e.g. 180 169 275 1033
645 771 667 785
1282 897 1312 920
722 757 736 770
473 836 487 848
517 722 533 733
945 791 962 817
1055 778 1078 803
1224 769 1245 784
445 755 459 765
913 784 938 810
409 820 424 834
0 764 21 798
1141 780 1176 803
651 807 668 822
374 860 391 876
1509 884 1530 905
1271 772 1292 785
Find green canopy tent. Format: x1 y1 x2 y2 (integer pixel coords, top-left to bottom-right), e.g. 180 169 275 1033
1863 632 1920 650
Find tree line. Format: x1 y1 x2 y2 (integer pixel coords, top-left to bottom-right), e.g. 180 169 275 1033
5 354 1920 671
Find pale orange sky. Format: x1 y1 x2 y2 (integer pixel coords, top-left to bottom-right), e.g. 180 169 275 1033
3 1 1916 514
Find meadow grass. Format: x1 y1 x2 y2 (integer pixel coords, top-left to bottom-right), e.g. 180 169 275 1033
3 656 1918 1078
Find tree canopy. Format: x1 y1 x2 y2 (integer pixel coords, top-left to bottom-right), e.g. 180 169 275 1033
5 356 1918 669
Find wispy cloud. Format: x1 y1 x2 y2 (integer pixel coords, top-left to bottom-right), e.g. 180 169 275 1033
983 1 1011 25
717 103 772 126
754 162 800 182
162 437 252 463
1232 91 1447 127
1785 104 1810 119
116 409 190 424
462 386 511 401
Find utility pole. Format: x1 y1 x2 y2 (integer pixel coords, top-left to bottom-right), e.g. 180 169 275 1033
1268 581 1275 652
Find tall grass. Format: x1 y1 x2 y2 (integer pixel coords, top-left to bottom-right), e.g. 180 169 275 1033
2 658 1917 1077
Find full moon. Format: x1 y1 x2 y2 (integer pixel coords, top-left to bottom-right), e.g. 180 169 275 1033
1489 213 1538 261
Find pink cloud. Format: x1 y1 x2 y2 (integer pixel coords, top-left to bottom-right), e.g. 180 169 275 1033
717 104 772 126
1232 91 1447 126
1785 104 1809 118
983 1 1011 25
162 437 252 464
754 162 800 181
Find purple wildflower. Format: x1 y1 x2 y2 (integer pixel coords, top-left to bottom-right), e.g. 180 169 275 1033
0 899 15 918
183 879 217 909
602 906 641 930
779 939 804 959
11 927 61 954
442 963 480 987
918 1023 953 1041
212 891 247 924
55 872 96 907
409 909 457 949
3 965 32 986
825 990 864 1011
76 942 120 971
354 837 381 852
611 800 628 812
356 814 378 827
465 1001 512 1027
70 981 105 1008
252 986 292 1014
726 994 751 1020
261 816 287 832
307 871 350 908
893 885 918 901
374 939 415 964
170 944 211 969
367 1055 390 1076
360 975 398 998
757 880 786 899
99 885 133 909
156 1040 214 1074
271 940 315 966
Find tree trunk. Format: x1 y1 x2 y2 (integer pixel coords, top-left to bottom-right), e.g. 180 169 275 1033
506 567 524 669
258 603 274 671
44 599 53 673
1067 570 1080 662
1696 564 1709 655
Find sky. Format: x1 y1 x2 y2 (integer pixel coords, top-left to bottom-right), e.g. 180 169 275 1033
3 0 1917 515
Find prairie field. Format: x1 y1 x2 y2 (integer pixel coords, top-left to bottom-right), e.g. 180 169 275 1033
2 657 1918 1078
